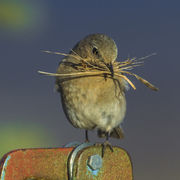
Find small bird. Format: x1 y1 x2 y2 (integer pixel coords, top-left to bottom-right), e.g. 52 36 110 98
55 34 127 153
39 33 158 156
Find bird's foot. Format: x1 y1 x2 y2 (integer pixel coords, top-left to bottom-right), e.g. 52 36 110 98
94 141 114 157
101 140 114 157
84 139 89 143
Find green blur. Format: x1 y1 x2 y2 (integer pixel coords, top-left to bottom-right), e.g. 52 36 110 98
0 1 41 31
0 122 53 159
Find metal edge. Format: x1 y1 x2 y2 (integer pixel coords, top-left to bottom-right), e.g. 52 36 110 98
0 155 11 180
67 142 94 180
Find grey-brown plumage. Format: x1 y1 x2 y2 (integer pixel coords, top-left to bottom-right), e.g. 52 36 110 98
56 34 127 140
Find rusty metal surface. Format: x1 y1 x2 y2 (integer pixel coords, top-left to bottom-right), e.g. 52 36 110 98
73 145 133 180
0 147 73 180
0 145 133 180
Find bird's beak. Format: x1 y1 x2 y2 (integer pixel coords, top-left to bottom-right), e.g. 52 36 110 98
106 62 114 77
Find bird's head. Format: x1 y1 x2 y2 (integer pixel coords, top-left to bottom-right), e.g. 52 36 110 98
72 33 118 77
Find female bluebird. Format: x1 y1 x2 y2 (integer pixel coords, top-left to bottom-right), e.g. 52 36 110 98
56 34 127 149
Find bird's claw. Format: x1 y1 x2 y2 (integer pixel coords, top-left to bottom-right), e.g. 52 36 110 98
102 140 114 157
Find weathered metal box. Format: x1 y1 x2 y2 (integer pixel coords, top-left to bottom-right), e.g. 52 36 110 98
0 143 133 180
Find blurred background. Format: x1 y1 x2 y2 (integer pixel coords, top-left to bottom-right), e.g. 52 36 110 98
0 0 179 179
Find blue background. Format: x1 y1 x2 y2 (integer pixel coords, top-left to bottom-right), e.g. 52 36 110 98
0 0 179 179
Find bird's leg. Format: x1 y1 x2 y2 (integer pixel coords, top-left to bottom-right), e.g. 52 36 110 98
85 130 89 142
102 132 114 157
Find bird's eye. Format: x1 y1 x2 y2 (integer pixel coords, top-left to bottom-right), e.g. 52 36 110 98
92 47 99 55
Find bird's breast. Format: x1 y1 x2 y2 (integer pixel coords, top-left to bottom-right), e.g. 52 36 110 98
59 76 126 132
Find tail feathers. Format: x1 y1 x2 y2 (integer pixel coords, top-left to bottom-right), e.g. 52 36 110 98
110 126 124 139
97 126 124 139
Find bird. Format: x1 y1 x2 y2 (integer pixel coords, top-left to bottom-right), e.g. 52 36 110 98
55 33 128 155
39 33 158 155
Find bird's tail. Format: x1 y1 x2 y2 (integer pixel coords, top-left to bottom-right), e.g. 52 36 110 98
97 126 124 139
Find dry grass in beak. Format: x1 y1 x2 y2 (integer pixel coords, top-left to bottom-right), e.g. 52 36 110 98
39 50 158 91
114 53 159 91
